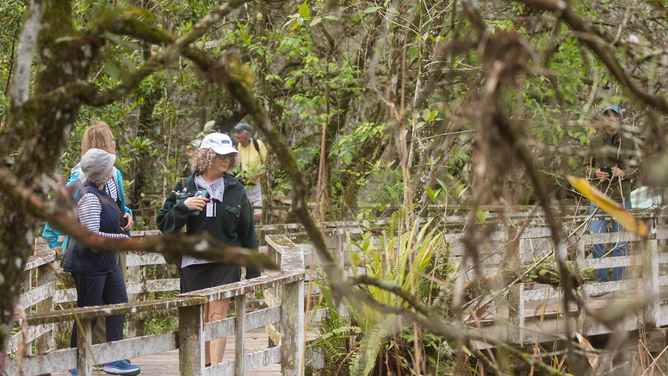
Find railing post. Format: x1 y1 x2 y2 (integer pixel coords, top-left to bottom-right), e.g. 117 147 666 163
280 280 304 376
179 305 204 376
643 238 661 328
127 261 145 337
76 319 93 376
235 294 247 376
508 284 524 345
577 229 586 335
23 268 33 356
36 263 54 356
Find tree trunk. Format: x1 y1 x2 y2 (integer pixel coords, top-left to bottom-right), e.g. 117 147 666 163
0 0 93 356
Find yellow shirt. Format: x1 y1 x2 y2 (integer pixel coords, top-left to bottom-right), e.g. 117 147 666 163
238 139 267 181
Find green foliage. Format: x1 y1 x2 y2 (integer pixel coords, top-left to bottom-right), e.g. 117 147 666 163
331 122 388 167
314 212 448 375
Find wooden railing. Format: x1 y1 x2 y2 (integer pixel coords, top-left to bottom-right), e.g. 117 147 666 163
456 209 668 347
8 206 667 374
6 234 306 376
264 207 668 347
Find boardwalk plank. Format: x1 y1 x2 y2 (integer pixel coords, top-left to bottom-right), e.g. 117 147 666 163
52 328 288 376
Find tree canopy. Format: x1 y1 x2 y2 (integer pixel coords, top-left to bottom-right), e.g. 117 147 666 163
2 0 668 373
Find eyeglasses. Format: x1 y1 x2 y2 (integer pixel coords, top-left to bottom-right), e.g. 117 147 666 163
216 154 232 161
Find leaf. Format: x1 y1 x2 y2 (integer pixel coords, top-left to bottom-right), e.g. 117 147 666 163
105 62 121 81
422 109 430 120
343 152 353 166
291 22 300 31
324 15 340 20
576 333 600 371
426 187 435 200
298 1 310 18
476 210 488 223
309 17 321 26
54 36 79 44
567 175 648 236
456 184 467 198
414 121 426 130
426 110 437 121
351 252 361 267
364 6 382 13
436 178 447 192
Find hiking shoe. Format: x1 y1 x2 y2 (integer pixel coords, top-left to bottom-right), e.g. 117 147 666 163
101 360 141 376
68 370 78 376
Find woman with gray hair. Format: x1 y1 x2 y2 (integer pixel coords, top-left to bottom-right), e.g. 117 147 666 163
157 133 260 367
63 148 140 376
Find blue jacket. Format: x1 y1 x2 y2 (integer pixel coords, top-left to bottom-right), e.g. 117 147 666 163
63 182 123 274
42 164 132 252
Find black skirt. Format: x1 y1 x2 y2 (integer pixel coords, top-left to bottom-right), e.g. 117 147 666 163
180 262 241 293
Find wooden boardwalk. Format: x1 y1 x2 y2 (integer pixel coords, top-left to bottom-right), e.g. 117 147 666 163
51 328 318 376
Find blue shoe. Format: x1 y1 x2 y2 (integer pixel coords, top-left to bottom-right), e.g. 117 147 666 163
101 360 141 375
68 370 78 376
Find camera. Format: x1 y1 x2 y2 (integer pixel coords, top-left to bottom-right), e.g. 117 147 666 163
191 189 210 216
119 215 129 229
600 166 613 178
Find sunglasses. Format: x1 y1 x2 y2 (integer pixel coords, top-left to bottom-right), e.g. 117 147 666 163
216 154 233 161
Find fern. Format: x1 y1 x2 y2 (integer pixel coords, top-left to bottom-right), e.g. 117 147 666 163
349 316 393 376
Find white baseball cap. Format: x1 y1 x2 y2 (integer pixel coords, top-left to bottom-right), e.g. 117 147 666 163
200 133 239 155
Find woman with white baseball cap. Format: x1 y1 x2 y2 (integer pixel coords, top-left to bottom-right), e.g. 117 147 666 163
157 133 261 367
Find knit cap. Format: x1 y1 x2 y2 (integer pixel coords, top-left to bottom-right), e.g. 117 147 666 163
81 148 116 181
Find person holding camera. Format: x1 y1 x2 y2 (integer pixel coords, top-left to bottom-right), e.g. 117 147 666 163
586 105 639 294
157 132 261 367
63 149 140 376
233 123 267 220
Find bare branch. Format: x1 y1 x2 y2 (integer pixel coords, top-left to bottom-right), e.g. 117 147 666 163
75 0 247 106
520 0 668 116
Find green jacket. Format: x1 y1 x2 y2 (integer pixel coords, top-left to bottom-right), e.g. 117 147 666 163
156 173 260 279
586 132 639 202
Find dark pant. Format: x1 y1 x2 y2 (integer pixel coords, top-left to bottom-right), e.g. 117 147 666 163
92 252 128 344
589 200 631 283
70 266 128 348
